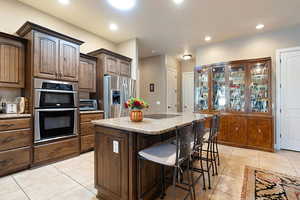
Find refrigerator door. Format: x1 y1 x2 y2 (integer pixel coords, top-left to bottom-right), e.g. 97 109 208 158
104 75 136 119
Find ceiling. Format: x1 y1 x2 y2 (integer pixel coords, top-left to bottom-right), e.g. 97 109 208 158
18 0 300 58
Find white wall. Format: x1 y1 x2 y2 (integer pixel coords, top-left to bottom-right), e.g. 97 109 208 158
0 0 117 53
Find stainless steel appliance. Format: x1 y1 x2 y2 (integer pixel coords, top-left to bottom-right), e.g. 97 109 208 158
104 75 136 118
34 78 78 108
34 79 78 143
79 99 98 111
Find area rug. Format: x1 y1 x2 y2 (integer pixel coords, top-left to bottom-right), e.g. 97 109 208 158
241 166 300 200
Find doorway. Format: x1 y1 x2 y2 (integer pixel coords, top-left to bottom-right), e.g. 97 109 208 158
182 72 194 113
166 67 178 113
277 47 300 151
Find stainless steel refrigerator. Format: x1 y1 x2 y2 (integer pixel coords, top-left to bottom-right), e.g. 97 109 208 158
104 75 136 118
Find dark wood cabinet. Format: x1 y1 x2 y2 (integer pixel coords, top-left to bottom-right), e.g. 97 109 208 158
195 57 274 152
79 112 104 153
105 55 120 75
34 137 79 165
33 31 59 79
59 39 79 81
0 117 32 177
0 32 26 88
95 127 129 200
17 21 84 82
79 54 97 92
120 60 131 77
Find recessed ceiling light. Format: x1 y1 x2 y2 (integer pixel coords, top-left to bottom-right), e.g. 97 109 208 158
109 23 119 31
107 0 136 10
182 54 192 60
173 0 184 4
256 24 265 30
205 36 212 42
58 0 70 5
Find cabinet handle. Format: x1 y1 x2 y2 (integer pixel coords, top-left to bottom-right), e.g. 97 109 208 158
0 124 13 128
235 127 239 131
258 129 262 133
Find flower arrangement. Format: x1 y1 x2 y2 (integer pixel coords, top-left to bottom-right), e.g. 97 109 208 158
124 97 149 110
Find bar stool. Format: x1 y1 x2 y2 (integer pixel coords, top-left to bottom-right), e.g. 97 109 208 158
138 123 196 200
197 115 220 190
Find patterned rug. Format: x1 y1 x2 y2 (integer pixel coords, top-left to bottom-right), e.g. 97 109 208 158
241 166 300 200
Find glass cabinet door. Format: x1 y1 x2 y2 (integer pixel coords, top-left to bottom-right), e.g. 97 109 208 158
228 65 246 112
212 66 226 111
195 67 209 111
249 62 270 113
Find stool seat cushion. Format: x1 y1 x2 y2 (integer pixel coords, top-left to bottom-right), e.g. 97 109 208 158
138 143 176 166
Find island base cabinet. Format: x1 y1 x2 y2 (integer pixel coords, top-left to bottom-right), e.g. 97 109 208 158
95 127 129 200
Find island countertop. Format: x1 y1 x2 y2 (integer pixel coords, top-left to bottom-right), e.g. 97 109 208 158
92 113 212 135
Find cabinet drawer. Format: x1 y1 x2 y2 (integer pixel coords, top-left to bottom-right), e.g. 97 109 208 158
81 135 94 152
80 113 103 123
80 122 95 136
0 129 32 151
34 138 79 164
0 147 31 176
0 118 31 132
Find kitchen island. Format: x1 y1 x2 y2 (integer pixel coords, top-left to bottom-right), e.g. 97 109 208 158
92 113 212 200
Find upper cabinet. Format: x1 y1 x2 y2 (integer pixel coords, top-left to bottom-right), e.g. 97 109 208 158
88 48 132 78
17 21 84 82
0 32 26 88
194 57 272 115
79 54 97 93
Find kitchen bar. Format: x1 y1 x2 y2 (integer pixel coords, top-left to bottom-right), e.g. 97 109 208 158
92 113 212 200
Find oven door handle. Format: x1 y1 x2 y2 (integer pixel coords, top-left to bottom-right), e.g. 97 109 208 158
35 89 78 94
35 108 78 112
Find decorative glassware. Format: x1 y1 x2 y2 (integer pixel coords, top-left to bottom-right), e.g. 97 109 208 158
229 65 246 112
249 62 269 113
212 66 226 111
195 67 209 111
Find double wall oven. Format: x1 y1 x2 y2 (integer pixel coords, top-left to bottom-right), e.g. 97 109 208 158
34 79 78 143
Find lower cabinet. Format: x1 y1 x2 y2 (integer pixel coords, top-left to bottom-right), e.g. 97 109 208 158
247 118 273 151
34 137 79 165
218 115 273 152
0 147 31 176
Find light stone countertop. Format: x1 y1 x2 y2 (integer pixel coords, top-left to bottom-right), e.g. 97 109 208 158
0 113 31 119
92 113 212 135
80 110 104 114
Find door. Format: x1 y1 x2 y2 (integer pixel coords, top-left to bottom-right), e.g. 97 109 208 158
280 49 300 151
34 32 59 79
119 60 131 77
59 40 79 82
182 72 194 112
79 57 96 92
0 39 25 88
105 56 120 75
167 67 178 112
227 116 247 145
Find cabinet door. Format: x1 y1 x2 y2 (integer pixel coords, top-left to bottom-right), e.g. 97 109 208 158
212 66 227 111
119 60 131 77
247 118 273 150
195 67 210 111
227 116 247 145
217 116 227 142
95 128 128 200
104 55 120 75
0 38 25 88
34 32 59 79
79 57 96 92
59 40 79 82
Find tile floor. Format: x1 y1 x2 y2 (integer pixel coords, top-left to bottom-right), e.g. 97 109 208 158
0 145 299 200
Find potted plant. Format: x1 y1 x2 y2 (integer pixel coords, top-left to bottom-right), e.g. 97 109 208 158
124 97 149 122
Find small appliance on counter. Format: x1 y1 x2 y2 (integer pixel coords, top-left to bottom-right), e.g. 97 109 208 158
5 103 18 114
79 99 98 111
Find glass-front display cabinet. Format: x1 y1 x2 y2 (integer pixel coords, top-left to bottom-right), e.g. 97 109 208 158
194 58 272 114
194 66 210 112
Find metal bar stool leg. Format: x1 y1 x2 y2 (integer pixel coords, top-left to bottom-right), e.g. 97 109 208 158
212 138 218 175
199 146 206 190
215 137 220 166
189 157 196 200
206 142 212 189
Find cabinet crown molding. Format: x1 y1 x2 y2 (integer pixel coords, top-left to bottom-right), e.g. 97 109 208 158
88 48 132 62
16 21 84 45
